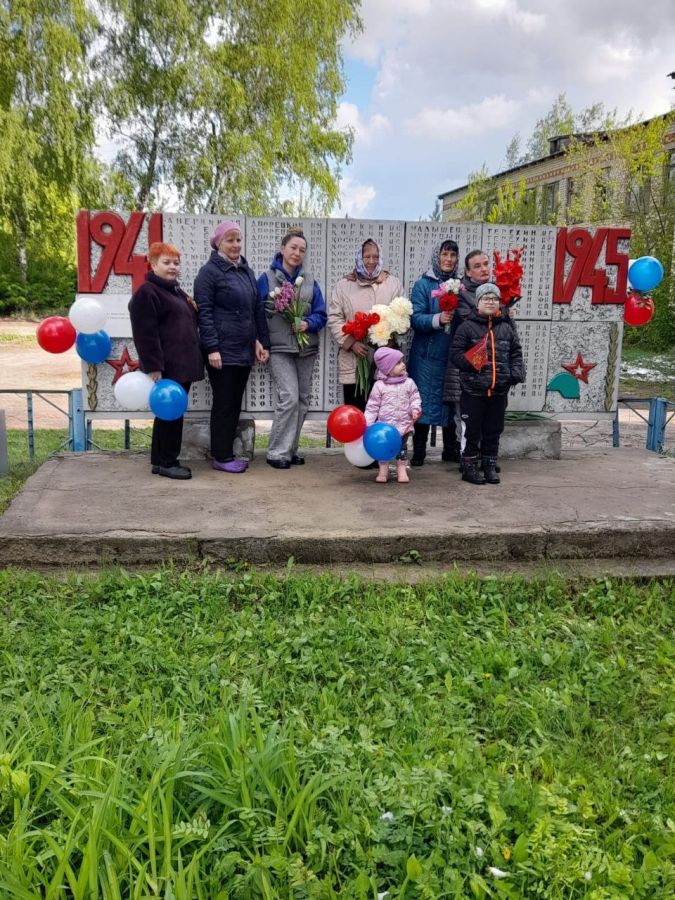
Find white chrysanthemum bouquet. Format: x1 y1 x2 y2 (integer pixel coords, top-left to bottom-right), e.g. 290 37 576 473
368 296 413 346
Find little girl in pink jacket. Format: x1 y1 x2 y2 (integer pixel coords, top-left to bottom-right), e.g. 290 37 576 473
365 347 423 483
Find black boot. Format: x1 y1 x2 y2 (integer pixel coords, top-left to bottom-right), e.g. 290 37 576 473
481 458 501 474
411 423 428 467
482 456 500 484
441 425 460 462
461 456 485 485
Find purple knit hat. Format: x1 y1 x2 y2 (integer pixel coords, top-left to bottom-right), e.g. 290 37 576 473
374 347 403 377
210 220 241 250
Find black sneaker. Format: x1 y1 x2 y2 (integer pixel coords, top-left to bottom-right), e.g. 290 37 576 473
156 465 192 480
410 456 425 467
290 455 305 465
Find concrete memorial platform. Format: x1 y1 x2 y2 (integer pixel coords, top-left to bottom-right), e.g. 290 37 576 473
1 448 673 571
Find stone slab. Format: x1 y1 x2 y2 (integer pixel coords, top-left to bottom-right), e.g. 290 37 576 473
1 448 673 569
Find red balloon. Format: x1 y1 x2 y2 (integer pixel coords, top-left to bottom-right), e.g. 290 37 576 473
36 317 77 353
624 292 654 327
327 405 367 443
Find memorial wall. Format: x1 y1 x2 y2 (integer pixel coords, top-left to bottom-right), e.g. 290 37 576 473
75 212 630 417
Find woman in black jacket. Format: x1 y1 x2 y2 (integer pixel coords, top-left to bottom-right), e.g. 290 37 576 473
129 241 204 480
450 282 524 485
194 220 270 473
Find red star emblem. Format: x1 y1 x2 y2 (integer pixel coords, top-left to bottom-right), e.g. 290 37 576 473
562 352 597 384
106 346 140 384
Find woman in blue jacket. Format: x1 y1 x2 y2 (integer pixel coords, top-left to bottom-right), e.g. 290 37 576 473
407 240 461 466
194 220 270 474
257 227 327 469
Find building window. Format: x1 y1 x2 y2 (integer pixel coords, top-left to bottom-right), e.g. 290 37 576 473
626 171 650 215
668 150 675 182
593 168 612 216
565 178 575 208
543 181 559 220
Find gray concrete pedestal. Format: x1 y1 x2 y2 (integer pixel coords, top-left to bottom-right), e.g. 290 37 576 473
180 416 256 461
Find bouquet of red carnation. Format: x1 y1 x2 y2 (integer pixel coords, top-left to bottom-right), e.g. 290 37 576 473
342 311 381 396
431 277 461 332
493 247 524 305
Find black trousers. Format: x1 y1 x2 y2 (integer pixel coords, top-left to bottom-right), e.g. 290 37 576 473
412 420 458 457
207 364 251 461
150 381 191 467
460 392 508 458
343 383 369 412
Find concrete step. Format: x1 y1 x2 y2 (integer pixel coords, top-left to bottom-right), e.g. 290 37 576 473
1 448 673 570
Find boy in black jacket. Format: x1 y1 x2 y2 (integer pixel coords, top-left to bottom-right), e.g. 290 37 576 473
450 282 524 484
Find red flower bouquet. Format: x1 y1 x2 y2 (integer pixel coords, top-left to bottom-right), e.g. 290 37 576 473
493 247 524 305
342 311 381 396
431 277 461 333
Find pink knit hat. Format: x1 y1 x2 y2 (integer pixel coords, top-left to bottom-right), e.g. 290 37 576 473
210 220 241 250
374 347 403 377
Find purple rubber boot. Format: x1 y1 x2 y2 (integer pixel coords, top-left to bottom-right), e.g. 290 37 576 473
212 458 248 473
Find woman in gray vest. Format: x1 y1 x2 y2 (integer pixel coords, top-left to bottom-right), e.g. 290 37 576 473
257 228 327 469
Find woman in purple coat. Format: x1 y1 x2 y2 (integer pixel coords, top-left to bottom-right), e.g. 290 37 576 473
129 241 204 480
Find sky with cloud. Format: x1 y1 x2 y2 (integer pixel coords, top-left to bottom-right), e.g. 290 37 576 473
334 0 675 219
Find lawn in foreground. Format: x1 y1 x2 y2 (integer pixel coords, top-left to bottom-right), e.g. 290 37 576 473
0 569 673 898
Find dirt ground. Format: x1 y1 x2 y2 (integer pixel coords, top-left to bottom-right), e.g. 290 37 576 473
1 320 83 429
0 319 672 443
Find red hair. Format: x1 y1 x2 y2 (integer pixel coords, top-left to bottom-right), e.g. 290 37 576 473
148 241 180 263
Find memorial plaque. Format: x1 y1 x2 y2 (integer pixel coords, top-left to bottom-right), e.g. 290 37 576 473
76 213 629 418
245 217 327 283
402 222 483 297
83 338 141 412
544 321 621 413
551 227 629 322
79 211 161 295
507 321 551 412
481 225 556 320
162 214 244 296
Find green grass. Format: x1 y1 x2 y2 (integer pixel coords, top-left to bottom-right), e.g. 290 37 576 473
0 568 673 897
619 347 675 401
0 334 35 345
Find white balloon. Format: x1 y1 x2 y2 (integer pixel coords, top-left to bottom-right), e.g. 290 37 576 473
344 437 374 467
627 259 637 291
113 371 154 410
69 297 108 334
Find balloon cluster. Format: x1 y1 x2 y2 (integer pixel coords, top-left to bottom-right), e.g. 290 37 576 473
625 256 664 328
36 297 188 421
327 406 402 466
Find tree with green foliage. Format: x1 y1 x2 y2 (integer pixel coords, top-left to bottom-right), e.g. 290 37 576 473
566 113 675 350
454 165 495 221
0 0 102 282
505 92 626 167
99 0 362 214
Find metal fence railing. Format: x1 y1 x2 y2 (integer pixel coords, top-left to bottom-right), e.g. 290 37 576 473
613 397 675 453
0 388 86 457
2 391 674 476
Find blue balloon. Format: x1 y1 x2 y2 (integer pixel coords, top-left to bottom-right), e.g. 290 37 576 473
363 422 402 461
149 379 189 421
628 256 664 292
75 330 112 364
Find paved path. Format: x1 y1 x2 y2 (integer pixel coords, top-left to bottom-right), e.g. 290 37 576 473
1 448 673 571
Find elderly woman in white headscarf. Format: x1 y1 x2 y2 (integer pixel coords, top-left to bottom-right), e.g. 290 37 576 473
327 238 403 410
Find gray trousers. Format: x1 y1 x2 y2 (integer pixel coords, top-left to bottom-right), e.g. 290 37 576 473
267 352 317 460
